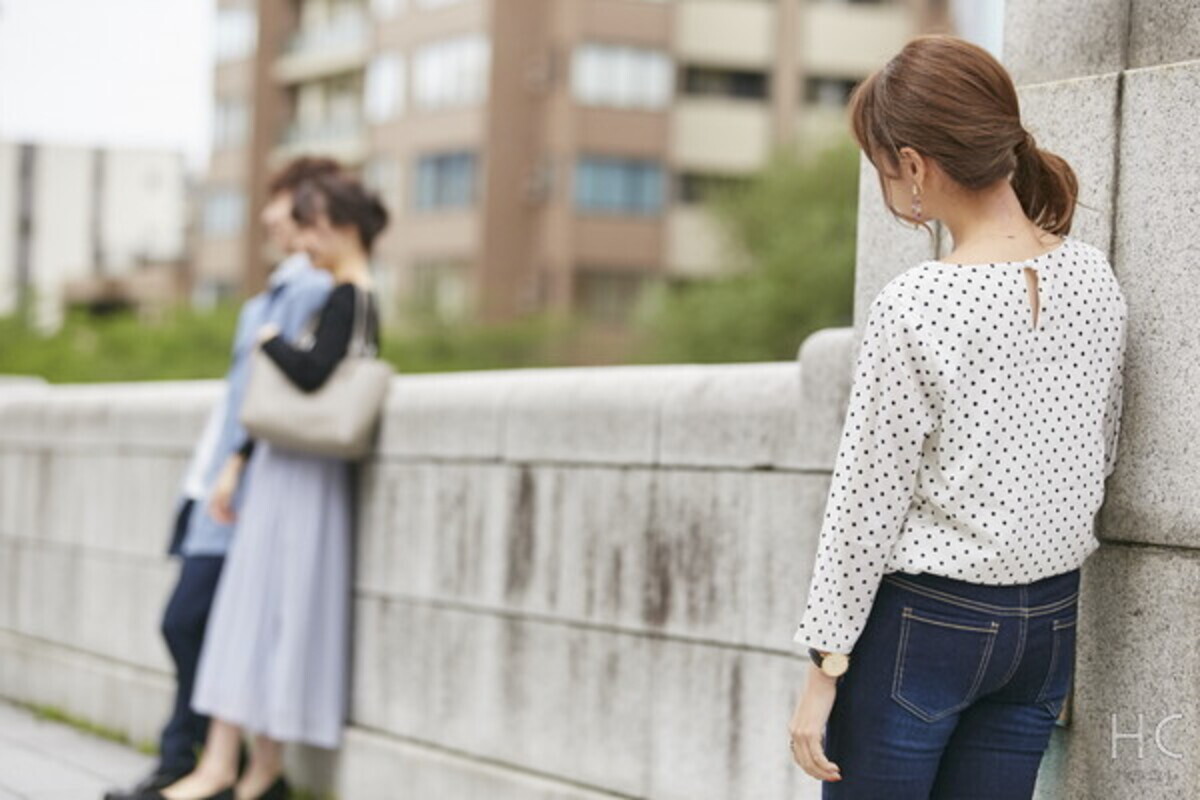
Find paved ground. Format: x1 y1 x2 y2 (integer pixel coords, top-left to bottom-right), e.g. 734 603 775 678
0 700 155 799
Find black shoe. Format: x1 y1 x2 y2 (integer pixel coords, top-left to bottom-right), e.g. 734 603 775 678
245 776 290 800
103 768 189 800
137 787 234 800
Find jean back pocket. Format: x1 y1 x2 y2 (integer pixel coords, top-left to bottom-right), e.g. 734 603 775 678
1035 616 1077 719
891 606 1000 723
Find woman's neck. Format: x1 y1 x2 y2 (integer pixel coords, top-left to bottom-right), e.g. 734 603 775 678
332 253 370 286
938 180 1054 256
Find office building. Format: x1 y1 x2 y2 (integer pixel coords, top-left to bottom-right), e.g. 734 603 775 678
199 0 950 324
0 141 189 331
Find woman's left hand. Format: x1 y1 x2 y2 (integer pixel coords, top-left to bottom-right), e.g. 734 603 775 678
207 455 244 525
256 322 280 344
789 664 842 783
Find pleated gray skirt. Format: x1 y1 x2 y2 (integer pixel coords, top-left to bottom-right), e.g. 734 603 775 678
191 440 353 749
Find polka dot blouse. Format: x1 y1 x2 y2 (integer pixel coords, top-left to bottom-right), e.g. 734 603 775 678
793 234 1128 655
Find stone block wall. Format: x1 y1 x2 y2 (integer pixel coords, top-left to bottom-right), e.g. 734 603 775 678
0 353 858 799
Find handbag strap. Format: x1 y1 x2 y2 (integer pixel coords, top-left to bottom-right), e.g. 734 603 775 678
296 308 318 350
348 283 377 358
295 284 376 356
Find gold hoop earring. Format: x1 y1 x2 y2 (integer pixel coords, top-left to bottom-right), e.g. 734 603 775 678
910 184 923 222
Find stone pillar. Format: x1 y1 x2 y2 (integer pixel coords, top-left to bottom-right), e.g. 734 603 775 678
1006 2 1200 796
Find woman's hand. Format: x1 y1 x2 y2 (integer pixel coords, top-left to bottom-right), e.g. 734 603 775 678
207 455 245 525
255 322 281 344
789 664 843 782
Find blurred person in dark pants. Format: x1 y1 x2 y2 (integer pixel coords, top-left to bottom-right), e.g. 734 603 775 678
104 157 342 800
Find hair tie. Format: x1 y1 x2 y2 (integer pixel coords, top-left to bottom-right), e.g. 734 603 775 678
1016 131 1036 156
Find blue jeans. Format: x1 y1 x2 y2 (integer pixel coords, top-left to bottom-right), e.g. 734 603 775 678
822 567 1080 799
159 504 226 775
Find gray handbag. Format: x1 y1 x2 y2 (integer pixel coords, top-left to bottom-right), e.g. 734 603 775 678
240 284 393 460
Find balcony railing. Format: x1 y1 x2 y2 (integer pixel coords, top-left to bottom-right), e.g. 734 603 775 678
286 15 367 55
274 15 370 83
275 117 368 165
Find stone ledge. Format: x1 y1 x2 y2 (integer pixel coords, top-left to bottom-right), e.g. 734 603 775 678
0 629 173 750
0 365 835 471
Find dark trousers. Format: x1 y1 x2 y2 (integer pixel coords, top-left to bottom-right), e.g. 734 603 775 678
822 566 1080 799
158 501 226 774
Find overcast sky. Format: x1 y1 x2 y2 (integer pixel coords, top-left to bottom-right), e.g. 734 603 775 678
0 0 213 173
0 0 1003 179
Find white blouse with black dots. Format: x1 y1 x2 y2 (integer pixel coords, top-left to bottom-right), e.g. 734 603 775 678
793 234 1128 655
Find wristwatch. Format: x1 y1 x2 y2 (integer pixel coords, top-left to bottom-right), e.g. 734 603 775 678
808 647 850 678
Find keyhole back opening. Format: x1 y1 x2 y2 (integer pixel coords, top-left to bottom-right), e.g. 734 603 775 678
1023 266 1040 330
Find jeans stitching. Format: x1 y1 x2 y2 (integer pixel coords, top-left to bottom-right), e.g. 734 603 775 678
884 574 1078 613
883 574 1078 615
997 592 1029 687
892 611 918 720
893 610 910 709
1035 622 1066 714
892 605 999 723
964 630 998 711
902 608 1000 634
1035 630 1059 704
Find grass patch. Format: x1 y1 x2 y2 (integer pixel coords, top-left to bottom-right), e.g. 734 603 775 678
22 703 334 797
25 702 159 755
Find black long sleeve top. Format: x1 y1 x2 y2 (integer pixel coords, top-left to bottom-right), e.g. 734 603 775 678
237 283 380 459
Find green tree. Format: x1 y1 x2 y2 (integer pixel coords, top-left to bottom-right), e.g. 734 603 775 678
632 138 860 363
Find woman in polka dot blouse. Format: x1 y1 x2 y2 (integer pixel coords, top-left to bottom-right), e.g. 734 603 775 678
787 35 1128 798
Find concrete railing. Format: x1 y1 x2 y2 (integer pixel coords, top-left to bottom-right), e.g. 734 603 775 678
0 332 862 799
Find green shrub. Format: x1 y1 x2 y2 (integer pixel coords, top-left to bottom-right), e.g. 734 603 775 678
631 138 860 363
0 139 861 380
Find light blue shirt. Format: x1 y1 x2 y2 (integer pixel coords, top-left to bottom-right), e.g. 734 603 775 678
172 253 333 557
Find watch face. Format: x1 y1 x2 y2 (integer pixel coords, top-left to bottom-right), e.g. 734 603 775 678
823 653 850 677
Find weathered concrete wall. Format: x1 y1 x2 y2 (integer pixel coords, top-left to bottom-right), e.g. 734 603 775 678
0 348 862 800
1014 3 1200 797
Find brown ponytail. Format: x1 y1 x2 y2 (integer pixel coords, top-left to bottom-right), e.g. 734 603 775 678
1011 132 1078 235
848 34 1078 236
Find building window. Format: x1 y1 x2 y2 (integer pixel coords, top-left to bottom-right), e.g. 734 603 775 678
289 0 368 55
286 74 365 145
365 52 406 123
214 7 258 63
413 34 490 110
213 98 249 149
572 43 673 109
574 156 664 216
203 188 246 237
411 258 471 320
575 269 646 324
681 66 769 100
363 156 404 220
676 172 752 205
414 152 477 210
804 76 858 107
